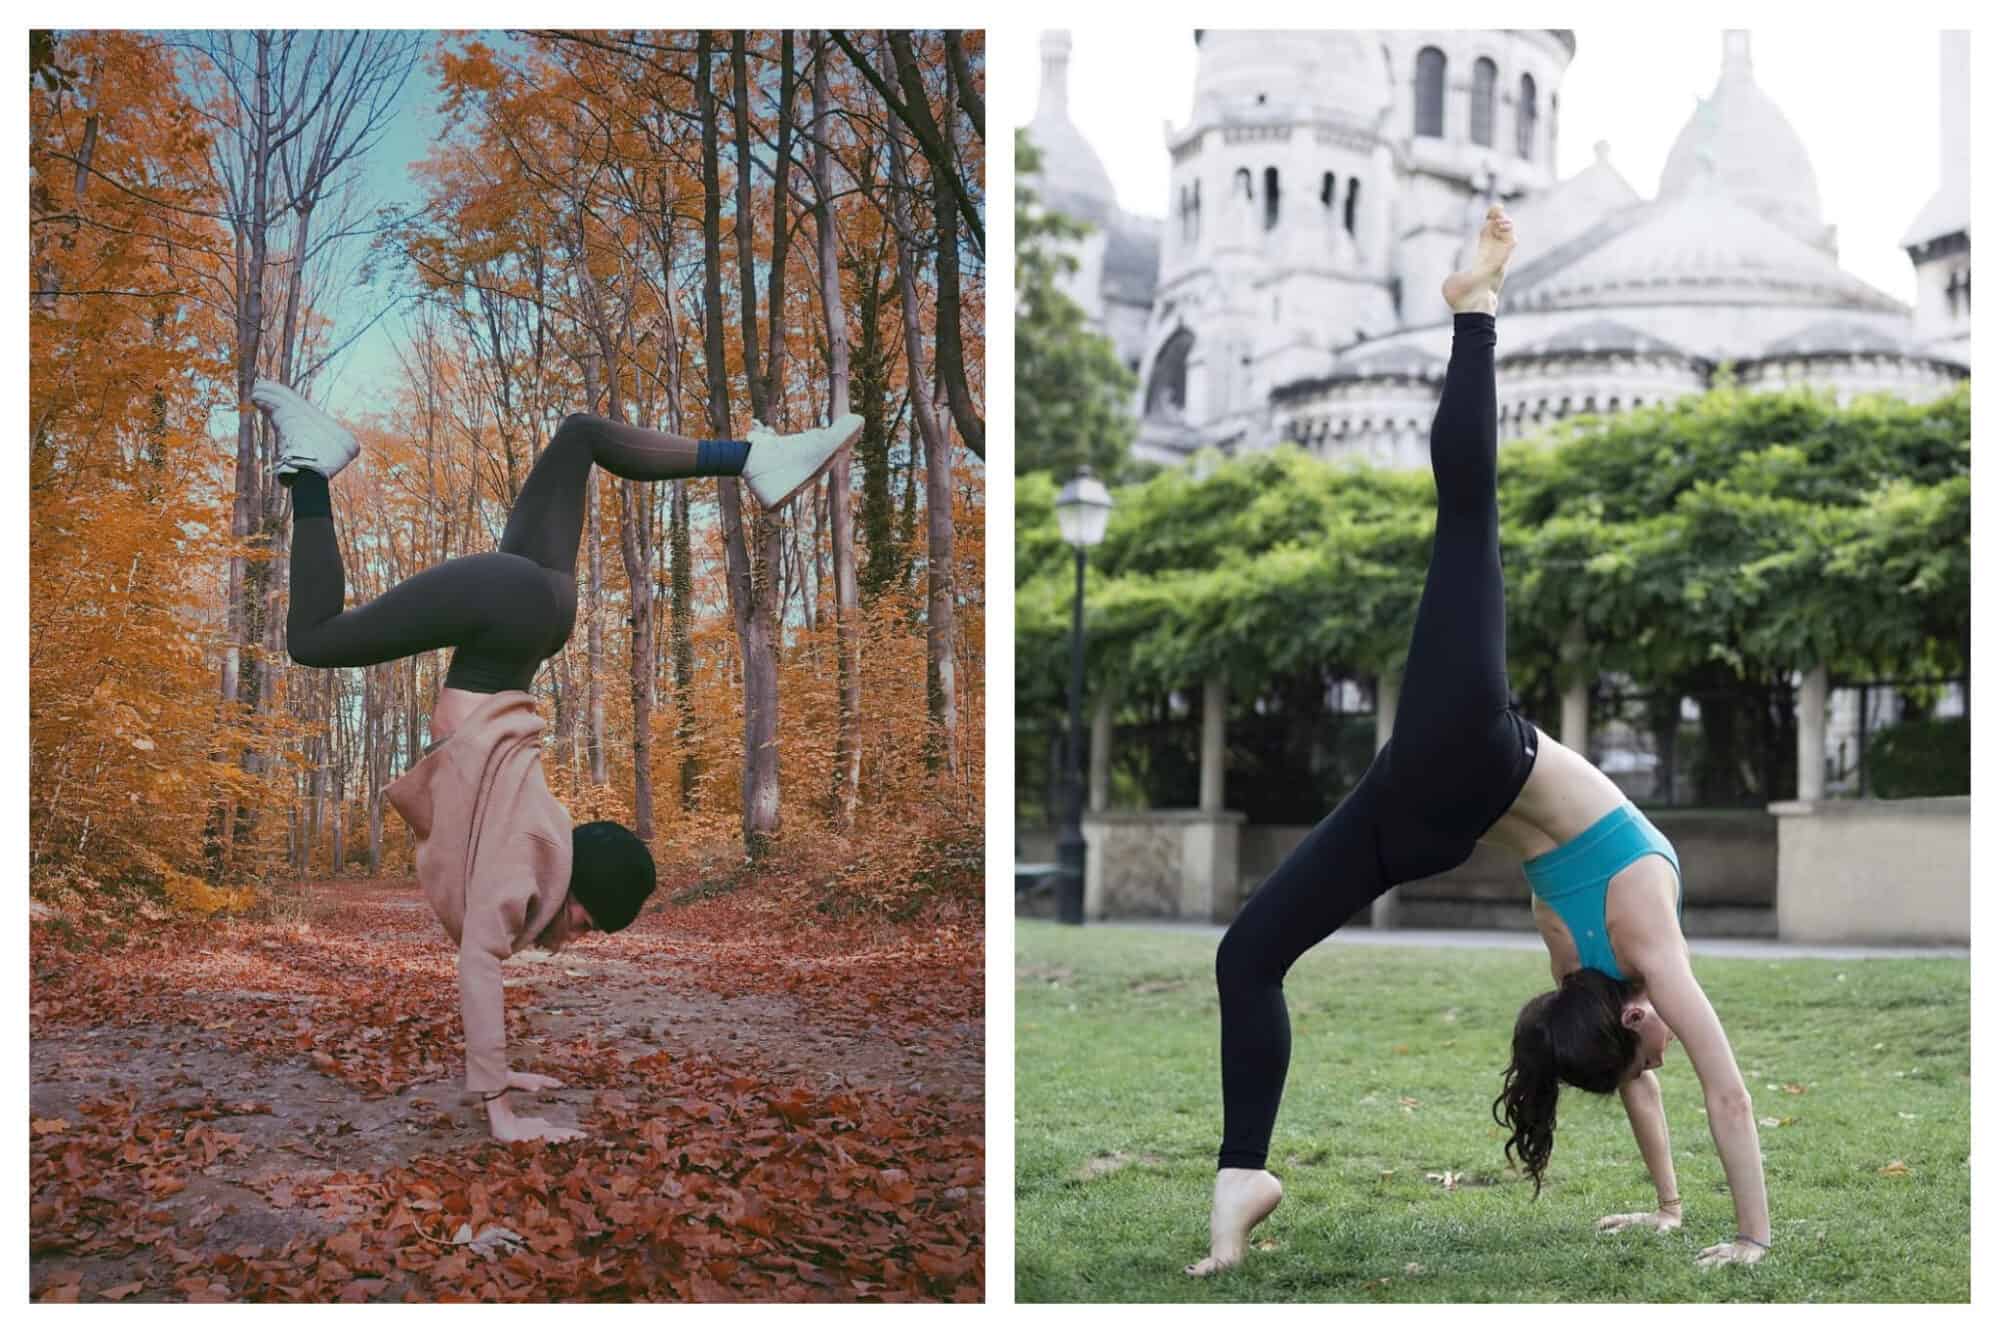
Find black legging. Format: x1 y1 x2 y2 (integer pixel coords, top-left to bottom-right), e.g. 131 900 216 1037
1214 312 1538 1171
287 413 735 692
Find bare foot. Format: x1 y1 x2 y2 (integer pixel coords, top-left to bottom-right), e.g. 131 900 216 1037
1441 204 1517 315
1184 1167 1284 1277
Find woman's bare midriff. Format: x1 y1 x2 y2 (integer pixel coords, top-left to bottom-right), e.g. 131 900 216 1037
1478 725 1631 861
428 686 488 746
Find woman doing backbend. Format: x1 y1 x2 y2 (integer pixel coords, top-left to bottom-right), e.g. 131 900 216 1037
1188 207 1770 1276
255 381 858 1143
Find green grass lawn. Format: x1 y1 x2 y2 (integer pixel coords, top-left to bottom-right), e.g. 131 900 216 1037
1015 921 1969 1303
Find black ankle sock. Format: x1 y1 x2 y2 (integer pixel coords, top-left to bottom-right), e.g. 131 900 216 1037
287 468 332 518
697 439 749 476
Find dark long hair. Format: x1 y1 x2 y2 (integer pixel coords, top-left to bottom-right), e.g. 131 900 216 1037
1492 967 1639 1196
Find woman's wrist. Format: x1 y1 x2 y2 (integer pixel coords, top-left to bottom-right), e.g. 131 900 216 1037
1734 1233 1770 1250
1656 1195 1682 1213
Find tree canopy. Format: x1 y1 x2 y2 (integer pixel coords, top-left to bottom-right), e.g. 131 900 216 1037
1017 383 1970 720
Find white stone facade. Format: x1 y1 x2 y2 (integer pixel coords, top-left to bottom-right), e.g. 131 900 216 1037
1900 30 1971 364
1022 29 1970 472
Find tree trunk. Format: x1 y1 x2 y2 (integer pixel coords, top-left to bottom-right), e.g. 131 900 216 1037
885 120 959 777
670 479 697 810
813 31 862 828
706 31 791 855
617 463 656 841
851 247 897 603
887 31 983 462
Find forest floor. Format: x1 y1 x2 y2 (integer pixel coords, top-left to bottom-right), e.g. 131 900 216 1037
29 876 984 1302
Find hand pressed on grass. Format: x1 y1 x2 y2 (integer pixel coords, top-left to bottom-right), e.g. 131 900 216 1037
1695 1238 1768 1269
1597 1204 1683 1234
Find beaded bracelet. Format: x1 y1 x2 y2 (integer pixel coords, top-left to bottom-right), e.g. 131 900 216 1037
1734 1234 1770 1250
1657 1197 1681 1208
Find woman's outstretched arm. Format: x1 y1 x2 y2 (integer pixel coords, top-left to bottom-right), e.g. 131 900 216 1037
1599 1071 1683 1232
1535 898 1683 1233
1627 938 1770 1264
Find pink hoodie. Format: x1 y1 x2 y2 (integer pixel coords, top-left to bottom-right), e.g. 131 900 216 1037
384 691 571 1093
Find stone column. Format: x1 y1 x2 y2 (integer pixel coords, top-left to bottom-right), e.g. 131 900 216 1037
1201 675 1227 813
1797 663 1829 801
1561 620 1590 750
1363 143 1395 279
1374 670 1399 751
1089 695 1114 813
1372 671 1401 928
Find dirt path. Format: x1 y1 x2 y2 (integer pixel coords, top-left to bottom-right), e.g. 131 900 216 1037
30 879 983 1301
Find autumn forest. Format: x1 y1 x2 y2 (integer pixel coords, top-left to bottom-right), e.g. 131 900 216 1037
30 29 986 1302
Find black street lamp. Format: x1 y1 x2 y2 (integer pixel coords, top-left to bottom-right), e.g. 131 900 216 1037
1053 466 1113 926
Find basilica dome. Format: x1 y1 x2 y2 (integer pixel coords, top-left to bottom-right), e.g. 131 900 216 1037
1657 30 1826 249
1026 31 1117 225
1503 171 1900 316
1191 29 1392 128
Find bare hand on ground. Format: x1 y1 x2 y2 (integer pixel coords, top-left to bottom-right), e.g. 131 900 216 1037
491 1113 585 1144
1597 1208 1683 1234
1695 1239 1768 1269
505 1071 564 1093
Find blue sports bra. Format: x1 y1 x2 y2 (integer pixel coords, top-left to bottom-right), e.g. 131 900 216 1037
1522 801 1682 981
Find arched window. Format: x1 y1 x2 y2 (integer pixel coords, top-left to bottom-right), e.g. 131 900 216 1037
1344 178 1361 236
1146 329 1195 418
1179 180 1203 243
1517 73 1538 160
1233 167 1252 203
1321 172 1336 208
1263 167 1281 231
1471 58 1497 147
1415 47 1446 138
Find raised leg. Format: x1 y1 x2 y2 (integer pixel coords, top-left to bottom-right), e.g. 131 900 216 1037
1392 206 1521 789
498 414 721 575
1394 309 1507 755
285 470 556 678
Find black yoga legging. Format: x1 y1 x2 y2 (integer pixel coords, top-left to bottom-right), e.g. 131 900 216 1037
1214 313 1539 1171
287 412 739 693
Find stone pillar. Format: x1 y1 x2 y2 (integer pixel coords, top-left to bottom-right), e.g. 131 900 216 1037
1561 685 1589 751
1362 142 1395 277
1797 663 1829 801
1201 675 1227 813
1083 810 1247 923
1374 670 1399 751
1372 671 1401 928
1561 620 1590 750
1089 695 1113 813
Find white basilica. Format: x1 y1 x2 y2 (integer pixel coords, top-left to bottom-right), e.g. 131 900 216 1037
1024 29 1971 469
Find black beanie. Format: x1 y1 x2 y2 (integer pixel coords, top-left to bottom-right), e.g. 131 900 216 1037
568 821 657 932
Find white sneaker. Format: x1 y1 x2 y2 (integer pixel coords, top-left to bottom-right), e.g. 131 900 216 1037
740 412 863 509
252 378 360 481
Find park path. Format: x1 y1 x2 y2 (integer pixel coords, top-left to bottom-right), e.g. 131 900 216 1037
30 878 983 1302
1119 920 1967 960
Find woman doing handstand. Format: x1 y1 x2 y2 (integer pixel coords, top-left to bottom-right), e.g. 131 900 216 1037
1188 206 1770 1275
256 381 858 1143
